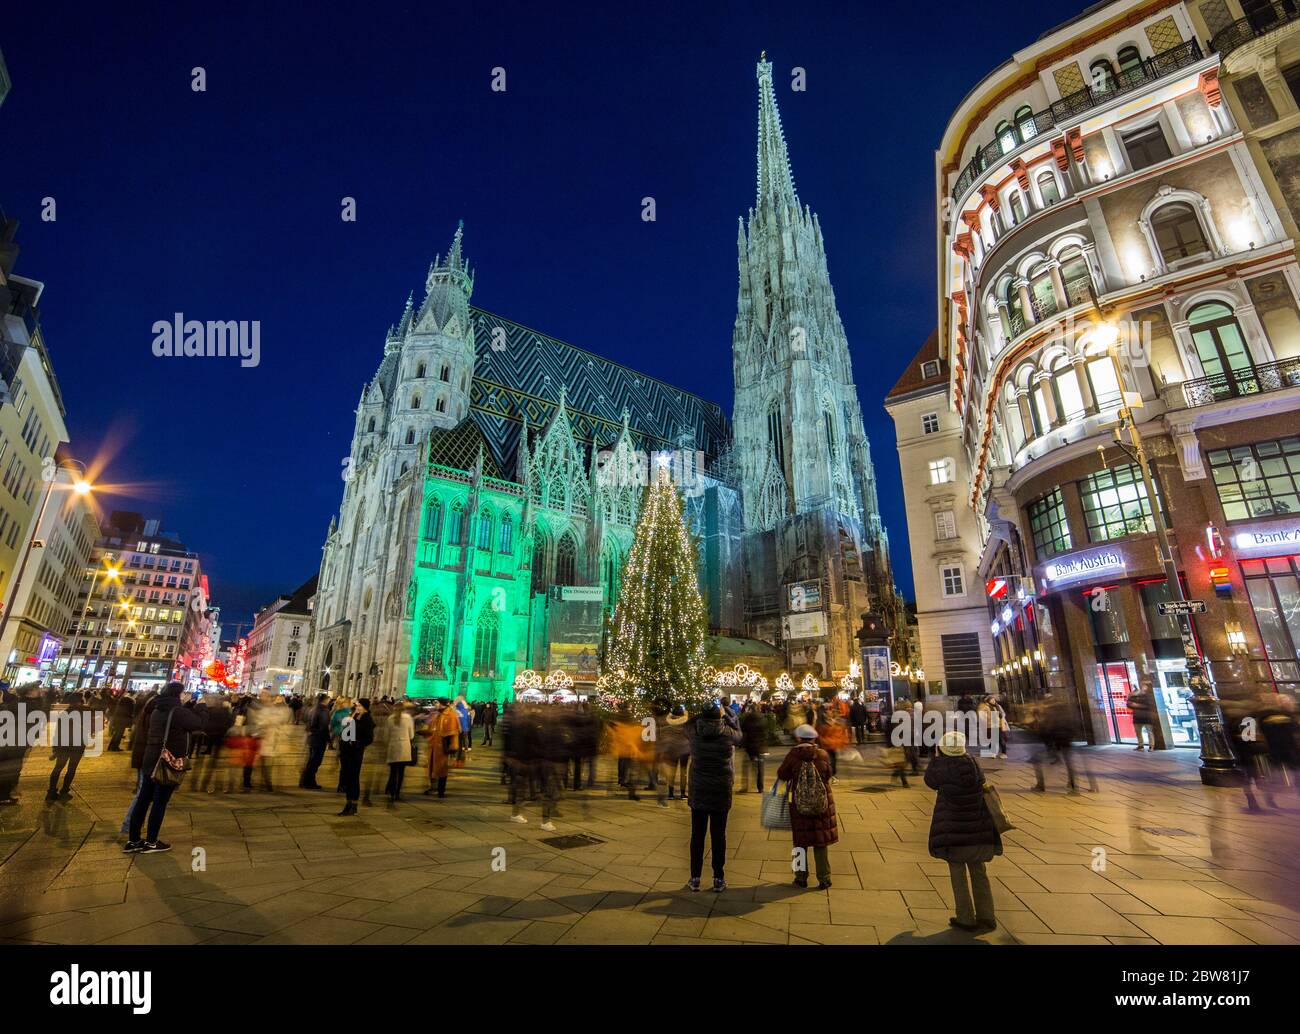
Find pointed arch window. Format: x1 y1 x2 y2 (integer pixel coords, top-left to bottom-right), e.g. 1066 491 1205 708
477 507 494 551
499 513 514 554
531 528 550 593
435 396 447 413
416 362 427 378
405 428 416 445
447 502 465 545
767 405 786 475
602 546 620 606
555 532 577 585
411 394 421 409
473 605 500 678
423 497 442 541
823 409 836 455
366 416 376 433
440 364 451 382
416 596 449 677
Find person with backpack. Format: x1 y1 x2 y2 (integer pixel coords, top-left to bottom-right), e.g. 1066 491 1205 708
925 730 1001 933
685 703 742 892
776 724 838 889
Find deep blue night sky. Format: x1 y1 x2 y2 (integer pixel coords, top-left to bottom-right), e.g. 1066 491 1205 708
1 0 1086 627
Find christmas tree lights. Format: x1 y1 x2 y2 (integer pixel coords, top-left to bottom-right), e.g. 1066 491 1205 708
601 461 711 714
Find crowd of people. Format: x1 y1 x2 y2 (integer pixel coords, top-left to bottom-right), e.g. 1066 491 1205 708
4 677 1300 936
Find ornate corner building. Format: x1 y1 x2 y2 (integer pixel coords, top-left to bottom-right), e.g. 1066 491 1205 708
302 58 903 701
903 0 1300 746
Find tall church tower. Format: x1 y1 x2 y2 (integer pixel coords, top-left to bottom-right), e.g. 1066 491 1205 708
734 54 903 678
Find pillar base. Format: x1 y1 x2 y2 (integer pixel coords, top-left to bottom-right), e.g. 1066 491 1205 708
1198 764 1243 788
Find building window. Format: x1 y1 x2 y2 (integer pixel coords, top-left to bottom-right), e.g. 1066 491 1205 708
476 507 493 550
921 360 940 379
499 514 513 554
1117 45 1143 76
928 458 954 485
447 503 465 545
411 394 421 409
416 596 448 676
1037 169 1061 206
531 531 549 592
1207 436 1300 521
934 509 957 540
1189 302 1255 392
1089 58 1118 93
435 397 447 413
940 564 965 598
423 498 442 541
1086 355 1123 409
416 362 426 378
555 533 577 585
1122 124 1173 171
440 364 450 381
405 428 416 445
472 606 499 677
1079 463 1162 542
767 406 786 475
286 650 298 668
1027 487 1073 558
1008 191 1025 225
921 412 940 435
1151 203 1209 265
1242 556 1300 692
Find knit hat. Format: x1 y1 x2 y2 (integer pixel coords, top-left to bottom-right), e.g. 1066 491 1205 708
793 724 818 741
939 730 967 756
701 704 722 720
665 705 689 726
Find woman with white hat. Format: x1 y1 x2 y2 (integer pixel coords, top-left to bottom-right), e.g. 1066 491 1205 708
924 730 1001 932
775 724 838 889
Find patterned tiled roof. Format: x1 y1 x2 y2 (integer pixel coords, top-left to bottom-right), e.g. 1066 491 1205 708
467 307 730 474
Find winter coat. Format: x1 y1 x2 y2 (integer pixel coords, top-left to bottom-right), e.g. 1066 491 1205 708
657 718 690 761
924 753 1002 863
139 694 203 776
1128 689 1155 724
384 712 415 764
203 704 234 740
129 695 159 770
305 703 332 743
739 709 768 756
426 707 461 778
339 711 375 756
687 712 742 813
776 743 839 848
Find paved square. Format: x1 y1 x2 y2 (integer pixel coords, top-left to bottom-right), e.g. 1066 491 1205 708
2 738 1298 945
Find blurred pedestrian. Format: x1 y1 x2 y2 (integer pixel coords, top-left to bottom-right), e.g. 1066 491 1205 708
777 724 838 889
337 698 374 816
299 693 331 790
657 704 691 803
1030 697 1096 794
815 706 849 777
685 702 742 892
126 682 202 853
925 730 1001 933
46 692 91 801
1129 680 1156 751
384 703 415 803
738 702 767 793
423 698 461 798
482 700 498 747
107 693 135 752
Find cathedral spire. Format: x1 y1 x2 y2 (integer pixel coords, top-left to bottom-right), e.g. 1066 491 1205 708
755 54 798 212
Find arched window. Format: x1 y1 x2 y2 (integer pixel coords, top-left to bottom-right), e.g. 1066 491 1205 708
555 533 577 585
1051 355 1085 421
366 417 376 433
1151 203 1209 265
477 507 494 550
416 596 448 677
1029 263 1056 318
1037 169 1061 206
1117 45 1143 76
767 405 785 474
1086 354 1122 409
1089 58 1117 93
435 397 447 413
416 362 426 378
602 546 620 605
499 514 513 554
472 605 499 678
996 119 1016 154
423 497 442 541
1059 251 1091 306
447 502 465 545
1008 191 1025 226
411 394 421 409
1014 104 1035 137
1005 279 1025 335
440 364 451 382
1189 302 1256 395
405 428 416 445
531 528 550 592
822 409 836 454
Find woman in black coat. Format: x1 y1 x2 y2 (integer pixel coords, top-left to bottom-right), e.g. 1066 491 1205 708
126 682 202 853
686 704 742 892
924 730 1002 932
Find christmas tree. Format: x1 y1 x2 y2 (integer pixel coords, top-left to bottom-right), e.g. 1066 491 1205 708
601 460 711 714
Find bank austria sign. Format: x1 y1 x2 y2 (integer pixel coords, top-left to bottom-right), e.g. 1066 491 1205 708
1041 546 1127 587
1232 520 1300 556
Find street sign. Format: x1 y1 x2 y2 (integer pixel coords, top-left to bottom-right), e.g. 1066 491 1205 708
1157 600 1207 616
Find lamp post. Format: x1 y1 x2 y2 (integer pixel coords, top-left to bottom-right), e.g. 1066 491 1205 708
0 474 93 682
1104 333 1237 786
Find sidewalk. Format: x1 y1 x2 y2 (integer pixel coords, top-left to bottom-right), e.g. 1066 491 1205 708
1 736 1297 945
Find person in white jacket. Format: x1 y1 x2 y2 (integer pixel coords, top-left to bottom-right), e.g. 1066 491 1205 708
252 693 290 790
383 704 415 803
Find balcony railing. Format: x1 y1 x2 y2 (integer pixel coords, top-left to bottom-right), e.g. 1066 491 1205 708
1182 356 1300 407
950 39 1205 206
1212 1 1300 61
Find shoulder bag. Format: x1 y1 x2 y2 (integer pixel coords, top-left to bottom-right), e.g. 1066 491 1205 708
760 777 792 830
151 708 188 787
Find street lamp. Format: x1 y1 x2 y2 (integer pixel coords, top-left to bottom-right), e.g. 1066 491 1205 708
0 473 94 681
1103 327 1237 785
